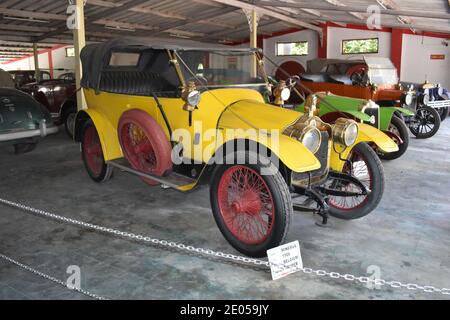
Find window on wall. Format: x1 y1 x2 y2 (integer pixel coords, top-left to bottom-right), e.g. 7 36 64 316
342 38 379 55
65 47 75 57
276 41 308 56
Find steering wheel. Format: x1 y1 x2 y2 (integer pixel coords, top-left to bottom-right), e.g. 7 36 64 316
350 70 366 86
286 75 300 88
286 75 306 102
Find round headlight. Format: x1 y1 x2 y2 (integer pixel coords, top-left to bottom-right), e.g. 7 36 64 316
187 90 201 106
301 127 321 154
281 87 291 101
422 94 430 105
438 87 444 96
404 93 413 106
333 118 359 147
344 122 359 146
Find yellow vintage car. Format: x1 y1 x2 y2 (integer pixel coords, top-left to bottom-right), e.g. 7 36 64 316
74 39 398 257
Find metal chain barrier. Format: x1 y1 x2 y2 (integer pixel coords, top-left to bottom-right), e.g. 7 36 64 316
0 253 107 300
1 197 449 297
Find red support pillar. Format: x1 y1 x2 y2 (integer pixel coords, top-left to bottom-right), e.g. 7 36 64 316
257 35 264 50
48 51 54 79
391 28 404 77
318 22 328 58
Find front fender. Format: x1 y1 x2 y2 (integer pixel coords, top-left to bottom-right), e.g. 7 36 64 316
330 123 398 171
74 109 123 161
379 106 414 130
217 130 321 173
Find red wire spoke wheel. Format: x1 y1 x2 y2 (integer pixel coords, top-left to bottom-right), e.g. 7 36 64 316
81 120 113 182
217 165 275 245
327 143 384 220
118 109 172 186
210 152 292 258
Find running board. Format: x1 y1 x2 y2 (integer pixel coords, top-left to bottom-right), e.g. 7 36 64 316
107 159 196 191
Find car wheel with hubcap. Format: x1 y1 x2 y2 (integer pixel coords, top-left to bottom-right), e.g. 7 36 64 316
327 142 384 220
210 151 292 258
409 106 441 139
377 115 409 161
81 119 113 182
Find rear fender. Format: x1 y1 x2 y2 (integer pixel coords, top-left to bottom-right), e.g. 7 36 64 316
74 109 123 161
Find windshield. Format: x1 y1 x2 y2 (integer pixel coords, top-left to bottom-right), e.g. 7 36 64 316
176 50 266 87
365 57 399 85
367 68 398 85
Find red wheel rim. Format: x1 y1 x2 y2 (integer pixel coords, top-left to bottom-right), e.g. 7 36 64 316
83 126 104 176
120 122 157 173
328 149 372 211
217 165 275 245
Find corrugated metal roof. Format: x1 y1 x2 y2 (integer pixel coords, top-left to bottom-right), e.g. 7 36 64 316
0 0 448 62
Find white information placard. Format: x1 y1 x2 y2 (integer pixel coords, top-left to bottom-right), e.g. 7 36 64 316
267 240 303 281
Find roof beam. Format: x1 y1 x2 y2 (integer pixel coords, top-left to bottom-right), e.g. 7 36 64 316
210 0 323 33
0 8 67 21
0 23 54 33
322 0 366 20
255 1 450 20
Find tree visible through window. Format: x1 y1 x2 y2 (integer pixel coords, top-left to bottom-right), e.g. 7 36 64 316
342 38 379 54
276 42 308 56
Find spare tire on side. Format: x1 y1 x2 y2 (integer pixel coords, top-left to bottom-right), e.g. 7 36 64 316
118 109 173 185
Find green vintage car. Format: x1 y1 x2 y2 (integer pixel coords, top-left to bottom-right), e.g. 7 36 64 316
296 92 414 160
0 86 58 153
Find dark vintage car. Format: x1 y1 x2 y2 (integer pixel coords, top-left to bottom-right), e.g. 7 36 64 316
8 70 52 87
415 82 449 121
297 57 442 139
0 75 58 154
20 72 77 138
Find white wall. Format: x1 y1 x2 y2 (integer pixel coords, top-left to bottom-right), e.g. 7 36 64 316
263 29 318 75
0 45 75 78
327 27 392 60
400 34 450 88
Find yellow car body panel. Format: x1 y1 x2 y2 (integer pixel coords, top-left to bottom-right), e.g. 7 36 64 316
82 87 321 172
77 107 123 161
218 100 321 172
82 87 398 181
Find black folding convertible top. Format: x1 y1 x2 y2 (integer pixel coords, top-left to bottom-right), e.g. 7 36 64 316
80 38 257 92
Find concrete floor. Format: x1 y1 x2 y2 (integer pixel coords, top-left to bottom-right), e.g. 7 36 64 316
0 121 449 300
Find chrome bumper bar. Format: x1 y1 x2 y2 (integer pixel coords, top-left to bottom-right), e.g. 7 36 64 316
426 100 450 108
0 120 58 142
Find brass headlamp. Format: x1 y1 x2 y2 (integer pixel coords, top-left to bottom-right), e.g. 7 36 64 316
273 80 291 106
332 118 359 147
181 81 201 126
182 81 200 112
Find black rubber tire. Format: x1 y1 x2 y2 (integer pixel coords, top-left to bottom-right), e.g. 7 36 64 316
409 106 441 139
63 108 77 139
81 119 113 183
14 142 37 154
210 151 292 258
437 106 448 121
328 143 384 220
377 116 410 160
